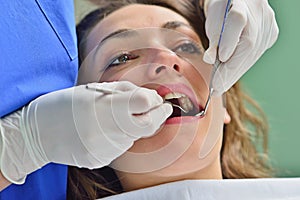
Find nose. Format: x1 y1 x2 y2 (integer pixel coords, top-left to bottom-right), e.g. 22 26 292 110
146 49 182 80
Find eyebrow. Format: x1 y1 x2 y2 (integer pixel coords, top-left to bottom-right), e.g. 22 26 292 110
162 21 192 29
99 21 193 44
100 28 137 44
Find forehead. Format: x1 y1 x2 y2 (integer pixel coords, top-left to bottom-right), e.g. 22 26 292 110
86 4 190 53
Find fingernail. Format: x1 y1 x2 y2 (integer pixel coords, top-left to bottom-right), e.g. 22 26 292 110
219 47 230 62
163 103 173 116
203 49 216 64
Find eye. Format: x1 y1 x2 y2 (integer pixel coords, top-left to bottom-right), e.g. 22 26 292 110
173 41 202 55
108 52 139 68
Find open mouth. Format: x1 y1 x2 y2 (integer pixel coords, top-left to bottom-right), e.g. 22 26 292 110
163 92 200 119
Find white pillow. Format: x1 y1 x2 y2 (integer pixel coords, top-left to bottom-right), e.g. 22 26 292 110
100 178 300 200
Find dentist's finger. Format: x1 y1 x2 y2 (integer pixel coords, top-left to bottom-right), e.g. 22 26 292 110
132 103 173 138
218 2 248 62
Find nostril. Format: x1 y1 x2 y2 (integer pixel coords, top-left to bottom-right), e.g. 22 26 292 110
173 64 179 71
155 66 166 74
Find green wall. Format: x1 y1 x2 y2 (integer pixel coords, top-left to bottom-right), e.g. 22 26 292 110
242 0 300 176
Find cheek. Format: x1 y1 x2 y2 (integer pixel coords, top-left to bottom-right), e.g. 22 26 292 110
181 62 212 102
99 66 146 84
99 70 121 82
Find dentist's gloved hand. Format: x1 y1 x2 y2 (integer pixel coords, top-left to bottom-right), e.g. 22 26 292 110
0 81 172 184
203 0 279 95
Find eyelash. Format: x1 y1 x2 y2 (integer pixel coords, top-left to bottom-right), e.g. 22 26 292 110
108 53 139 68
106 41 201 68
173 41 202 54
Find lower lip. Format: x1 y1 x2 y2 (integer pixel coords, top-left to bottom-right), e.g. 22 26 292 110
165 116 203 124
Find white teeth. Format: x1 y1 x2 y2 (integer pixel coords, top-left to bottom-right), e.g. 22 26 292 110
164 92 194 112
164 92 186 100
178 96 194 112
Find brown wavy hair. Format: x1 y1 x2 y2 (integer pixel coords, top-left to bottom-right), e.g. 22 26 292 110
68 0 273 199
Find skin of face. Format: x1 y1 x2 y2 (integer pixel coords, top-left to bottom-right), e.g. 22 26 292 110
82 4 231 191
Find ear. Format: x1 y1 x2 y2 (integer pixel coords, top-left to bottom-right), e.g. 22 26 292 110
224 109 231 124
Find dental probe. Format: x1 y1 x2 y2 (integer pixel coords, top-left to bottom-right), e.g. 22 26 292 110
85 84 189 113
195 0 232 117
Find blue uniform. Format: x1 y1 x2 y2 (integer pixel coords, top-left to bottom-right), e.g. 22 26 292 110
0 0 78 199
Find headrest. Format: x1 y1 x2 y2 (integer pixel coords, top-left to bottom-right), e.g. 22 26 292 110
100 178 300 200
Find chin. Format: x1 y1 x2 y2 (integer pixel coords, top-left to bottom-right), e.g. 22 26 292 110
147 132 223 178
111 121 223 177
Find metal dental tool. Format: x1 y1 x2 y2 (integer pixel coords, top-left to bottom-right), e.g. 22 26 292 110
164 102 189 113
86 84 190 113
195 0 232 117
86 84 120 94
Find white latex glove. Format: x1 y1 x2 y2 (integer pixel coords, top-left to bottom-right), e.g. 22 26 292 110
0 81 172 184
203 0 279 95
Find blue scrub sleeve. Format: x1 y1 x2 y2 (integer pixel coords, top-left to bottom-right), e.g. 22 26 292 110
0 0 78 199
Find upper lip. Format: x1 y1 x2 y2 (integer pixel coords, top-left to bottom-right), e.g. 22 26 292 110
155 83 203 111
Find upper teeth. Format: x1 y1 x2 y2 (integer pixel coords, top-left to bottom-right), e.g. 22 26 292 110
164 92 186 100
164 92 194 113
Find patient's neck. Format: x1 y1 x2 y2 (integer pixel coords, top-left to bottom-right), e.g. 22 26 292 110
115 156 222 192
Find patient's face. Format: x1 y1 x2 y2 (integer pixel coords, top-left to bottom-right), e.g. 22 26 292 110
79 4 228 189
